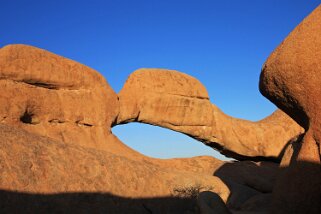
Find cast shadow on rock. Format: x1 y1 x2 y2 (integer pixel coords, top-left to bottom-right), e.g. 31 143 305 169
270 141 321 214
214 152 320 213
1 161 319 214
0 190 198 214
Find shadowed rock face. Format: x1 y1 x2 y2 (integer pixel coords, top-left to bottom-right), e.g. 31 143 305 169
116 68 303 160
260 5 321 214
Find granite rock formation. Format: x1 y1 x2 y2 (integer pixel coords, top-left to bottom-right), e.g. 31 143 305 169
1 4 321 212
0 44 119 151
116 68 303 160
260 5 321 214
0 44 282 213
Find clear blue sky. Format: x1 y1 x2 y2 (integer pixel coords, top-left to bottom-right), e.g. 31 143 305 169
1 1 320 160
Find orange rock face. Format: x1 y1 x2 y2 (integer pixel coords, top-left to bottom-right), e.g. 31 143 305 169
0 123 232 213
260 5 321 214
0 44 289 213
0 44 119 151
0 45 232 212
117 68 303 160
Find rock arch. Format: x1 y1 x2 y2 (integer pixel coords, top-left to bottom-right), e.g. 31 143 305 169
115 68 303 161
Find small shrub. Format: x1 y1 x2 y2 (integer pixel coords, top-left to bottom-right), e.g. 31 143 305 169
172 183 213 199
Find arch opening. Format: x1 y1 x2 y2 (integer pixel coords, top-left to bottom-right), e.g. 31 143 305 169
112 123 233 161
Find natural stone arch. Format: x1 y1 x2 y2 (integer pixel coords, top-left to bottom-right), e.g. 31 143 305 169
115 68 303 161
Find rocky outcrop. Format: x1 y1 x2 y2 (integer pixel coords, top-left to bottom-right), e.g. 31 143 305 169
0 123 230 213
0 44 289 213
0 44 231 169
3 6 321 209
260 5 321 214
116 68 303 160
0 44 119 151
0 121 279 213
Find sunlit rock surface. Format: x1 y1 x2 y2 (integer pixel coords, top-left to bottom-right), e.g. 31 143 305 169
1 5 320 211
117 68 302 160
260 5 321 214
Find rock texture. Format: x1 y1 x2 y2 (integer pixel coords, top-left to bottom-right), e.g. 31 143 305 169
0 45 292 213
0 44 118 151
0 44 226 169
0 123 234 213
116 68 303 160
260 5 321 214
2 8 320 211
0 120 280 213
0 44 284 213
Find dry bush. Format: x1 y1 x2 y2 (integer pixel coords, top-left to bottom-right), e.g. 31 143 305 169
172 183 213 199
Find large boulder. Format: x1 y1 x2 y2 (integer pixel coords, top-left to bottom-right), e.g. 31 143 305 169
116 68 303 160
0 44 119 151
260 5 321 214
